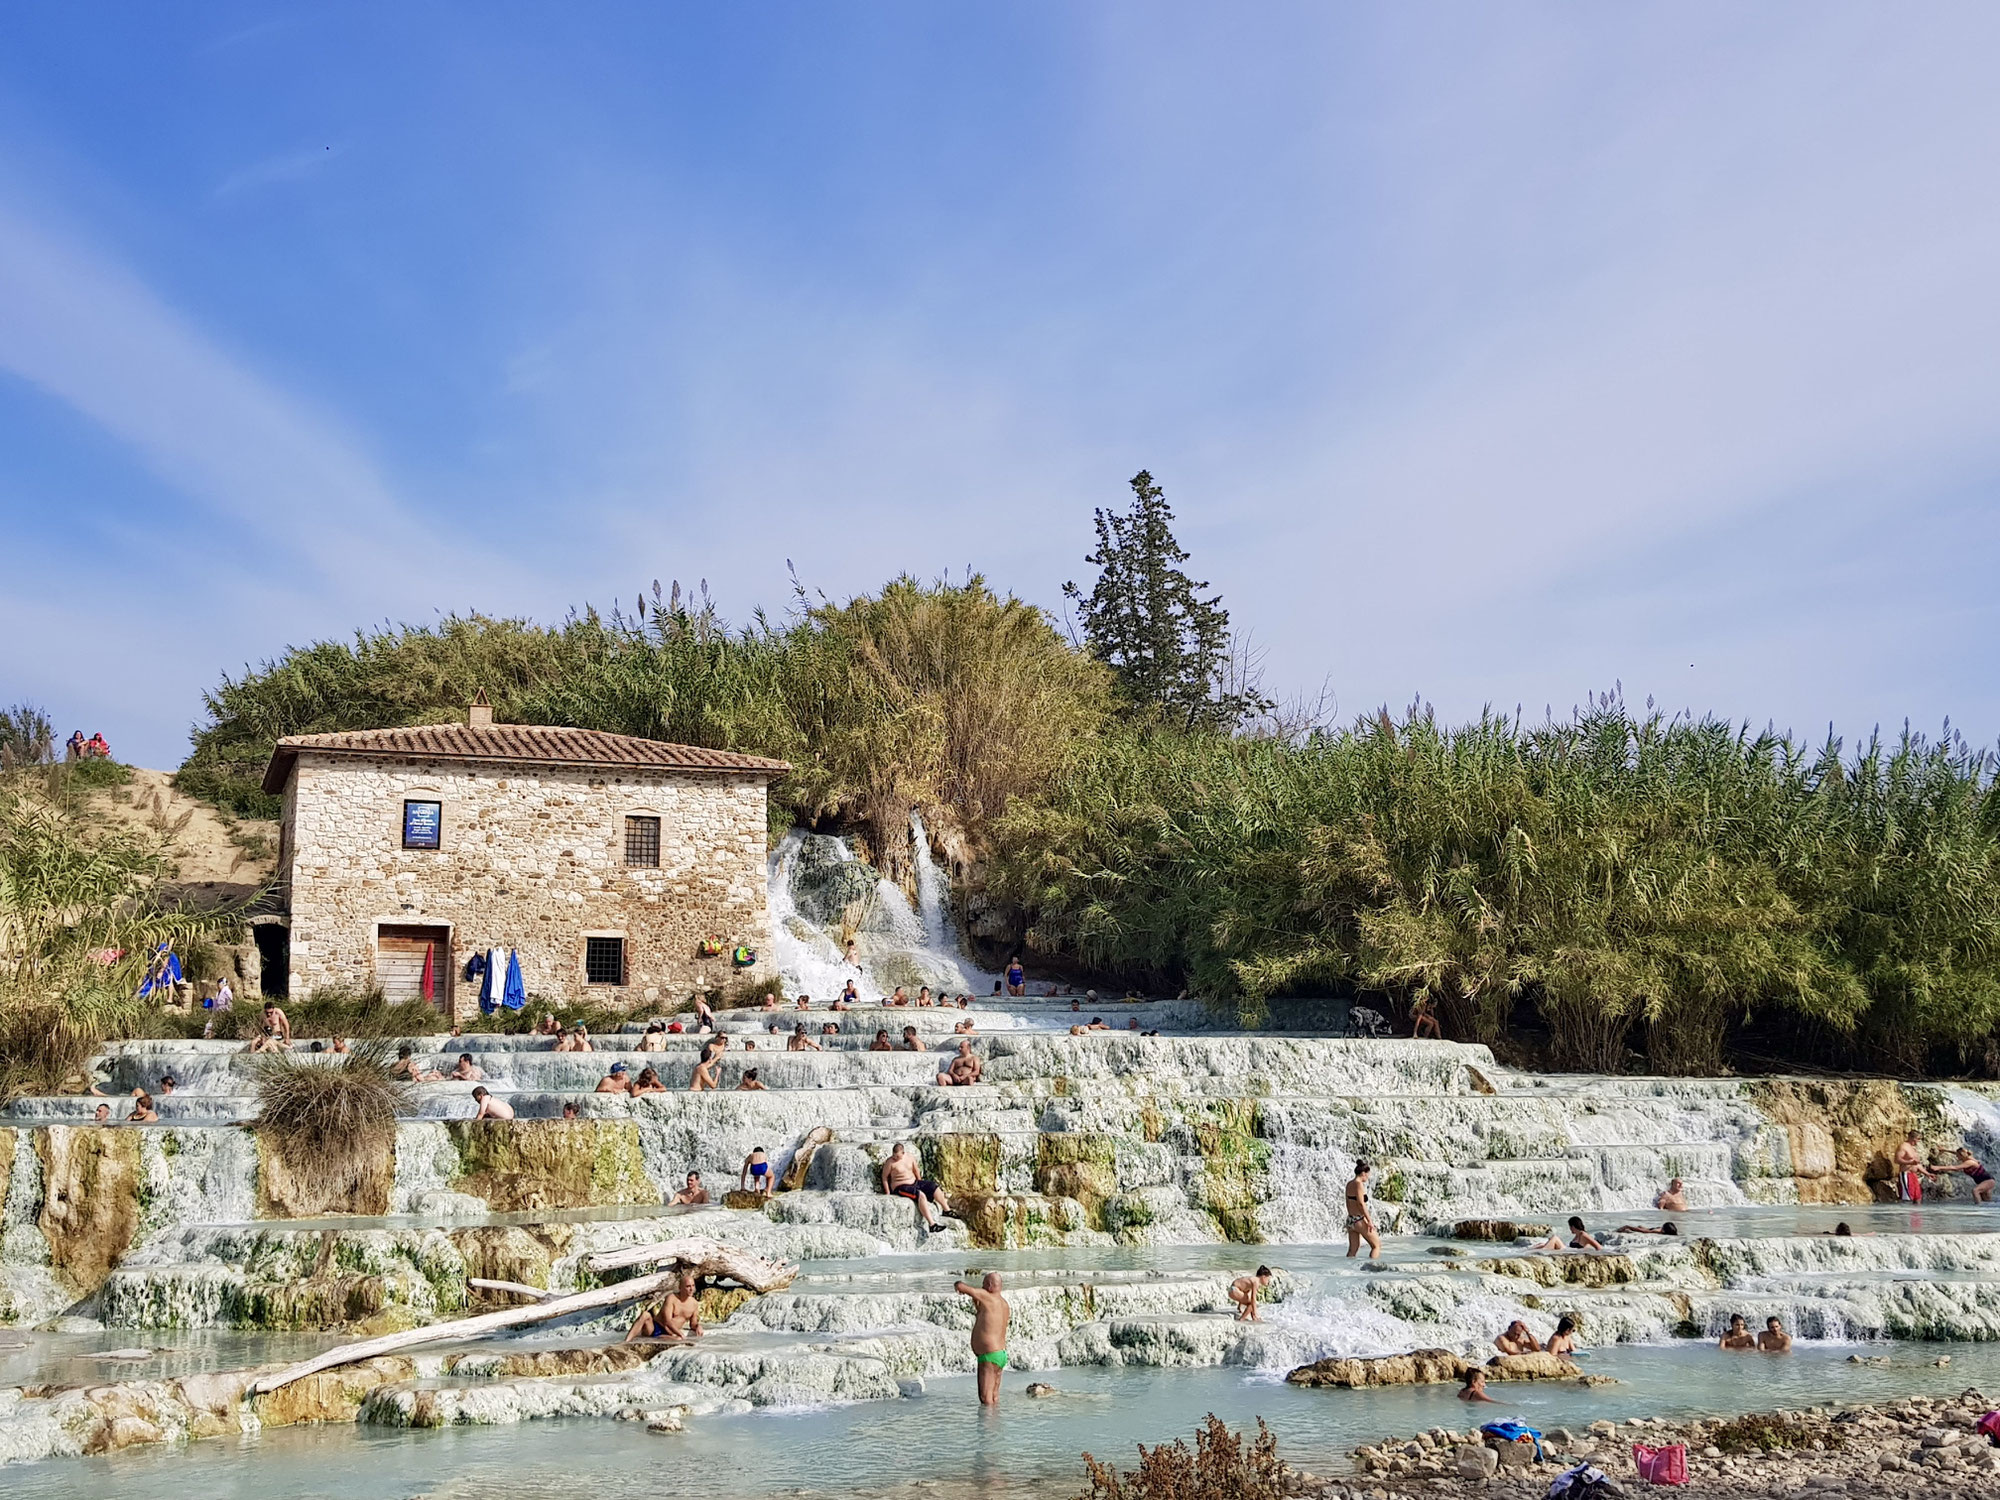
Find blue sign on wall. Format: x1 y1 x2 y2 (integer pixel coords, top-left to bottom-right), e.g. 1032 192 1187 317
403 800 442 849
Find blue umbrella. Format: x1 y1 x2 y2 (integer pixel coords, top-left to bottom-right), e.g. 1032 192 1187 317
503 949 526 1012
478 951 497 1015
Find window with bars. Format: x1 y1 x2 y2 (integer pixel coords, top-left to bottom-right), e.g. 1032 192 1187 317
584 936 626 986
624 815 661 868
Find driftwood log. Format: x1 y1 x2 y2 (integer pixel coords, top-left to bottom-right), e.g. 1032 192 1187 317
468 1278 556 1301
251 1240 794 1394
582 1236 798 1289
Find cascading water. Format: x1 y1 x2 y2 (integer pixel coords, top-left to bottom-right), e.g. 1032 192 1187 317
766 818 992 999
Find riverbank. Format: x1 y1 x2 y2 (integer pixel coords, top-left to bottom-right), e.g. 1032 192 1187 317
1335 1385 2000 1496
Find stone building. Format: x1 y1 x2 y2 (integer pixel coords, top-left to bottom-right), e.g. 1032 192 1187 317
261 703 787 1015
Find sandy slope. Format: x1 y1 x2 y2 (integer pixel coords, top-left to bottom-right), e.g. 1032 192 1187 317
92 768 279 899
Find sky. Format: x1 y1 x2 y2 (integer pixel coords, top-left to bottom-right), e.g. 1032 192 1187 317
1 4 1997 769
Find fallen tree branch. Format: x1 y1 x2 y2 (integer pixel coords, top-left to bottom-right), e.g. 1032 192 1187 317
249 1271 679 1394
582 1236 797 1291
468 1278 556 1301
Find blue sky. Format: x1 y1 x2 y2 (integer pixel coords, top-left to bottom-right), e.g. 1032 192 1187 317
1 4 1997 767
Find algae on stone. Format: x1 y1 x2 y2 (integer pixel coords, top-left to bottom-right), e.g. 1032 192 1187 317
34 1126 141 1293
446 1120 656 1210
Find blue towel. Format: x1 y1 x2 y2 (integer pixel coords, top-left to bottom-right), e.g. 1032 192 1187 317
478 951 497 1015
503 949 526 1011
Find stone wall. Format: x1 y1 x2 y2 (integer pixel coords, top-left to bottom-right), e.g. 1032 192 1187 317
281 754 772 1011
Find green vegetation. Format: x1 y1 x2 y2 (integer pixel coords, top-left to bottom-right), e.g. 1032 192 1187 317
253 1042 412 1203
168 505 2000 1078
0 765 244 1100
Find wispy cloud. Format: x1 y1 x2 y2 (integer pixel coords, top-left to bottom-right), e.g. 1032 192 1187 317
214 142 342 198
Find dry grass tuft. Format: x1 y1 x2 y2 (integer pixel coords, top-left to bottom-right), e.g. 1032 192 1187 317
1080 1414 1287 1500
254 1042 412 1200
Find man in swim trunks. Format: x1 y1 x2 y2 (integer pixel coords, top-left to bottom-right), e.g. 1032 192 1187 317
1655 1178 1689 1212
953 1272 1011 1405
741 1146 773 1198
1895 1132 1931 1202
881 1140 950 1233
1345 1161 1381 1259
1757 1315 1792 1352
937 1038 982 1086
627 1272 704 1341
671 1170 710 1205
1718 1313 1757 1350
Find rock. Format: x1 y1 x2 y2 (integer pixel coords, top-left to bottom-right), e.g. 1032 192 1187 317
1589 1421 1618 1438
1455 1444 1499 1480
1288 1349 1467 1388
1451 1219 1551 1242
1024 1382 1056 1398
645 1408 685 1433
1495 1440 1536 1469
1936 1356 1953 1367
1486 1352 1587 1382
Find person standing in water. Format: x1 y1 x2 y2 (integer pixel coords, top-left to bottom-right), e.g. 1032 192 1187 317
1345 1161 1381 1259
953 1272 1011 1406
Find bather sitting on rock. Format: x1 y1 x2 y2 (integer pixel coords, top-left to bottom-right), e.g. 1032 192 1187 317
391 1045 443 1082
1458 1368 1497 1403
1758 1315 1792 1352
881 1141 949 1232
627 1273 704 1341
1655 1177 1689 1211
244 1002 292 1053
787 1022 821 1052
820 1021 839 1036
954 1017 977 1034
471 1085 514 1119
737 1068 766 1091
1229 1266 1273 1321
1615 1221 1679 1236
450 1053 485 1082
597 1061 633 1094
1495 1320 1542 1355
870 1028 894 1051
1718 1313 1758 1350
890 986 910 1007
630 1065 667 1096
1546 1316 1580 1356
937 1039 983 1086
671 1170 710 1205
636 1023 668 1052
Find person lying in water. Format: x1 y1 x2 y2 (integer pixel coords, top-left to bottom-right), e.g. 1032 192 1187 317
1494 1320 1541 1355
1615 1222 1679 1236
1531 1216 1604 1251
1718 1313 1758 1350
626 1273 704 1341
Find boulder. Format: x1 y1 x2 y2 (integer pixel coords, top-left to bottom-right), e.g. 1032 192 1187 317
1287 1349 1468 1388
1487 1352 1587 1382
1456 1443 1500 1479
1452 1219 1550 1242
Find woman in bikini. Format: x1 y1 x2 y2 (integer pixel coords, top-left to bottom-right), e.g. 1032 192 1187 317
1936 1146 1996 1203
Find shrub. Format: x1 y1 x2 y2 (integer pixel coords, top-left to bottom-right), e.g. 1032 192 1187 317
1080 1414 1287 1500
254 1043 412 1200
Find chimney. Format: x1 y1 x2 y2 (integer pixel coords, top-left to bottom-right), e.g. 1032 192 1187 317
468 690 494 728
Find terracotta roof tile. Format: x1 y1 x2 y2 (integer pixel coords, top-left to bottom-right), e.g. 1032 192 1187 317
262 722 788 793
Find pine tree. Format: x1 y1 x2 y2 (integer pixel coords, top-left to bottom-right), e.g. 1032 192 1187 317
1063 471 1269 732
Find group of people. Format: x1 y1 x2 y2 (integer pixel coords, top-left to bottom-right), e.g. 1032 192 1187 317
63 730 111 760
1894 1132 1993 1202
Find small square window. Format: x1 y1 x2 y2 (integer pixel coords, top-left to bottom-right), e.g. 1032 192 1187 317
624 815 661 868
585 936 626 986
402 800 442 850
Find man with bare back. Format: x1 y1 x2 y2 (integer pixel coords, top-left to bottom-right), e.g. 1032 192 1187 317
953 1272 1010 1405
881 1141 950 1232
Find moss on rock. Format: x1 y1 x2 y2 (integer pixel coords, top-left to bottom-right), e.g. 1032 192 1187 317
251 1356 415 1427
256 1126 395 1218
446 1119 656 1210
34 1125 141 1294
1033 1134 1118 1231
1749 1080 1921 1204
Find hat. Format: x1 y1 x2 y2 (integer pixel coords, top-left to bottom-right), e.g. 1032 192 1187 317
609 1062 628 1074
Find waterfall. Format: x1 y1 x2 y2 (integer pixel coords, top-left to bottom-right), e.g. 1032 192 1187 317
910 810 952 952
766 830 865 1003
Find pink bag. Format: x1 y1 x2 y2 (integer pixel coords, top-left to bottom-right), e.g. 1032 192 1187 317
1631 1442 1689 1485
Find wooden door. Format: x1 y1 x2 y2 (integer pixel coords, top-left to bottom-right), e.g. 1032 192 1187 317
375 924 451 1012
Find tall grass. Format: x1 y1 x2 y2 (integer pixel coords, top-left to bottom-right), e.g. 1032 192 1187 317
254 1042 412 1205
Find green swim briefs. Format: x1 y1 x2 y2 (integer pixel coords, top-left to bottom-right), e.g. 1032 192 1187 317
977 1350 1009 1368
